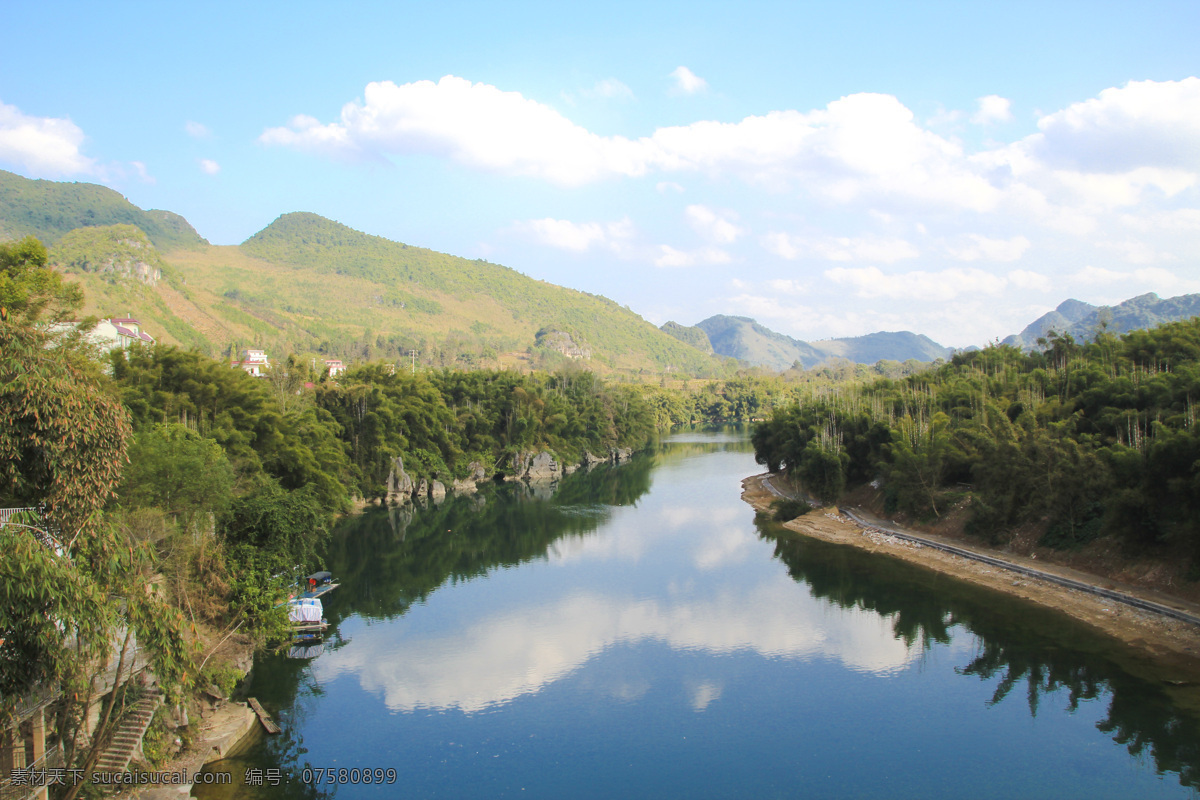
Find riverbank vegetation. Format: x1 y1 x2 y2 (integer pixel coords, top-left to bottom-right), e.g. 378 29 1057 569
752 320 1200 579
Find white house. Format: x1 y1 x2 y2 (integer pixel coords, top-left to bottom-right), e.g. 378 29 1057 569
50 317 155 354
324 359 346 378
232 349 270 377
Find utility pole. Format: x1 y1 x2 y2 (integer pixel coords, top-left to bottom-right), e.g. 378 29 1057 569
409 349 417 375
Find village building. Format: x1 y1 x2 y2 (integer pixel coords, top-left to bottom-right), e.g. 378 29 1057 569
324 359 346 378
49 317 155 354
231 349 269 377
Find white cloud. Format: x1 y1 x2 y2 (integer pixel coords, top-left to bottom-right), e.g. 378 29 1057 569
766 278 807 295
1119 208 1200 232
1030 78 1200 173
199 158 220 175
1098 239 1174 264
942 234 1031 262
588 78 634 100
1067 265 1200 294
972 95 1013 125
0 100 95 176
261 76 653 184
260 76 1200 280
1006 269 1052 292
685 204 743 243
764 232 919 263
518 216 633 252
130 161 154 184
184 120 211 138
670 66 708 95
655 244 731 268
826 266 1009 301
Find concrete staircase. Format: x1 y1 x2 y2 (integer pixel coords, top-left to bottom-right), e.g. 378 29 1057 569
93 692 163 774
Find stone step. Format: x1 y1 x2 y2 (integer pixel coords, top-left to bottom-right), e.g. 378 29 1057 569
92 693 165 773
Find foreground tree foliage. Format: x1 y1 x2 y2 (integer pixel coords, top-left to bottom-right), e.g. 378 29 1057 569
0 280 191 794
753 320 1200 574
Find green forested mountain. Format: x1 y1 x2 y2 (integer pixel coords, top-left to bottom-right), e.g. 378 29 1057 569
660 320 715 354
1 171 723 375
1003 293 1200 350
696 315 827 370
0 169 206 250
694 315 953 370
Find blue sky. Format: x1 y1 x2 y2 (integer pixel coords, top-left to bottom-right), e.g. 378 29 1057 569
3 1 1199 347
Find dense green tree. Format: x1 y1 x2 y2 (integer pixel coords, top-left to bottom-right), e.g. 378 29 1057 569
119 423 235 536
0 235 83 323
752 318 1200 572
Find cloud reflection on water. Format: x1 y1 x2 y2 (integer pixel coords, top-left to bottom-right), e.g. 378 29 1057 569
315 575 920 714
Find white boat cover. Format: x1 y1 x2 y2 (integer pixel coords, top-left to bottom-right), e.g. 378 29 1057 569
288 598 323 623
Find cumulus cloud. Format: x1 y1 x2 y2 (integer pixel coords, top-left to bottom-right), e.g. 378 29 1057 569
261 76 653 184
588 78 634 100
825 266 1009 301
766 278 807 295
670 66 708 95
260 75 1200 274
1006 269 1052 292
655 244 731 268
763 232 919 263
1029 78 1200 173
1068 265 1199 294
941 234 1031 262
0 100 95 176
686 204 743 243
972 95 1013 125
517 216 633 252
184 120 211 138
199 158 220 174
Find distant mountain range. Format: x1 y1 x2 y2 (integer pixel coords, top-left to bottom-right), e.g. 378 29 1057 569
1001 293 1200 350
663 316 954 371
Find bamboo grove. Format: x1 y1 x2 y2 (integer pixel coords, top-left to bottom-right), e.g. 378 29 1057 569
752 320 1200 574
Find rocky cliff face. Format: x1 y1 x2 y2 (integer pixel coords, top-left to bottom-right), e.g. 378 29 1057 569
388 457 487 503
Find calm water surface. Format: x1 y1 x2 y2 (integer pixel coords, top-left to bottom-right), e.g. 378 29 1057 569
201 430 1200 799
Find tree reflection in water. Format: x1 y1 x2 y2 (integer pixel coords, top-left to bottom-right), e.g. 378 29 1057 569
321 455 654 622
757 517 1200 790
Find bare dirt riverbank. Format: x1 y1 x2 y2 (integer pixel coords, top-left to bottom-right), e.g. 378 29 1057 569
741 472 1200 714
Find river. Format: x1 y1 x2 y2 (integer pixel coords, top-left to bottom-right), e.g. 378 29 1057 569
199 428 1200 799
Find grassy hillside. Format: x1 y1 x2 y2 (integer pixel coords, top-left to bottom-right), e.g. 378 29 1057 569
231 212 719 374
46 207 722 376
49 225 212 351
0 169 206 250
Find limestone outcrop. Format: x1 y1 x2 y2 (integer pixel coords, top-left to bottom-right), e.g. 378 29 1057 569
506 451 562 481
452 461 487 493
386 456 415 504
